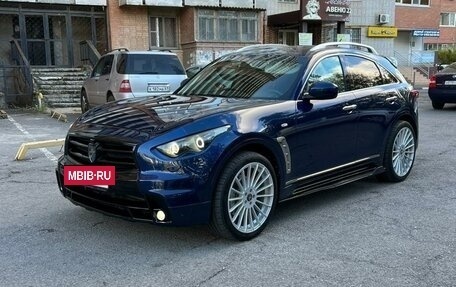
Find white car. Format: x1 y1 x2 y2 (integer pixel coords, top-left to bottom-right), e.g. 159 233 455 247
81 49 187 113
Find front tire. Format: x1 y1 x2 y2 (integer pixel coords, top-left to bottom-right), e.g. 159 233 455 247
210 152 277 241
378 121 416 182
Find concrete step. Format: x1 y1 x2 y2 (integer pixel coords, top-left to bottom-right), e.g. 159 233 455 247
38 84 83 90
40 89 81 95
31 67 87 107
34 75 87 82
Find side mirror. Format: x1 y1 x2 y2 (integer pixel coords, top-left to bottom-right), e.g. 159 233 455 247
302 81 338 100
180 78 190 88
437 64 444 72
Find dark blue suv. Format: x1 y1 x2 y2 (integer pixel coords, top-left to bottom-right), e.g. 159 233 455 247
56 43 419 240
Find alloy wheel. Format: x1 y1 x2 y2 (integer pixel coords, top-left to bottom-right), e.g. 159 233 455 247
227 162 275 233
392 127 415 177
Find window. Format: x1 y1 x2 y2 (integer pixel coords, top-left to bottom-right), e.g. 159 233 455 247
150 17 177 48
345 28 361 43
198 9 258 42
219 11 239 41
199 10 216 41
378 65 399 84
307 56 345 92
92 55 113 77
278 30 298 46
344 56 382 91
395 0 429 5
440 13 456 26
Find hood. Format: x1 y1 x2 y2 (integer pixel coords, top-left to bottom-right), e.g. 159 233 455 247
76 95 273 135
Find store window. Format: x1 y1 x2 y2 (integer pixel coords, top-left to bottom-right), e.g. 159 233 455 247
198 9 258 42
150 17 177 48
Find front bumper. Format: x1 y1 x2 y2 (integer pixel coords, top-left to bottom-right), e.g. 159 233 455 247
56 158 211 226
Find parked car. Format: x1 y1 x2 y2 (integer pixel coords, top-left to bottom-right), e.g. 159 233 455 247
80 49 187 113
57 43 419 240
429 62 456 109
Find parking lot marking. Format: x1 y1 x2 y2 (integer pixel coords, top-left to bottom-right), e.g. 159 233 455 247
8 115 60 162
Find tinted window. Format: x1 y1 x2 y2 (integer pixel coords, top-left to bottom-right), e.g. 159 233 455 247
378 65 399 84
92 55 114 77
344 56 382 91
178 52 304 100
307 56 345 92
117 54 185 75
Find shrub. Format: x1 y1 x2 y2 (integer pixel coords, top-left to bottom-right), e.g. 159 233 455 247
437 49 456 64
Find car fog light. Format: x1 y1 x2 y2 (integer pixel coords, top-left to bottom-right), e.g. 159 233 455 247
156 210 166 221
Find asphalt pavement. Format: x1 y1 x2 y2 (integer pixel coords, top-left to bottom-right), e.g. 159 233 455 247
0 92 455 287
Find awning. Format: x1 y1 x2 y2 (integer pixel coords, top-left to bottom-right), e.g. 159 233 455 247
267 10 301 27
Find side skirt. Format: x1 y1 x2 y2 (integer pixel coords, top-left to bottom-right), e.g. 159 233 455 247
280 156 384 203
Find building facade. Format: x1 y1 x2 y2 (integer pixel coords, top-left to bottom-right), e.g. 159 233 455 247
0 0 267 69
266 0 351 46
345 0 396 57
394 0 456 64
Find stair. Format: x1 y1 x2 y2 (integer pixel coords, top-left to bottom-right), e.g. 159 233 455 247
398 66 430 88
32 67 88 108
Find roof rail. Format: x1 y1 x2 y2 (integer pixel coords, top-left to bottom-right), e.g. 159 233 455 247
109 47 129 53
148 49 172 52
309 42 378 55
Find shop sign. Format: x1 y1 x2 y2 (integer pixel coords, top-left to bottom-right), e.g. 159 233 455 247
412 30 440 37
367 26 398 38
301 0 351 21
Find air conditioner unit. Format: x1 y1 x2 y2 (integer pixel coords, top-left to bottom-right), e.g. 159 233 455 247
378 14 390 24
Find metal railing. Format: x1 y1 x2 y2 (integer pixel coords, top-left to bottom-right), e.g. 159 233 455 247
79 40 101 67
8 39 33 105
394 50 434 82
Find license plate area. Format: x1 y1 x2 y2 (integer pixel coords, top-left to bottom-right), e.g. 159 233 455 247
444 80 456 85
64 165 116 186
147 84 170 93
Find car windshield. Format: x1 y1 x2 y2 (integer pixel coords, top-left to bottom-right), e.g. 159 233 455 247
177 52 305 100
117 54 186 75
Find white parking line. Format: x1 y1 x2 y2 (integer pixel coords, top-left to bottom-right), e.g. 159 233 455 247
7 115 59 162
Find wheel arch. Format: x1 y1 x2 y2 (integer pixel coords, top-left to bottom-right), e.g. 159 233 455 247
106 91 114 102
397 113 418 146
208 136 286 204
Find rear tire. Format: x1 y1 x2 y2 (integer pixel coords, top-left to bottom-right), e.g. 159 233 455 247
210 151 277 241
377 121 416 182
432 101 444 110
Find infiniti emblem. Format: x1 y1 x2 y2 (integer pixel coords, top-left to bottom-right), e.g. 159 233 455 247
453 75 456 79
87 141 99 163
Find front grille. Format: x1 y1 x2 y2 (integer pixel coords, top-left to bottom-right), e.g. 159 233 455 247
67 136 136 170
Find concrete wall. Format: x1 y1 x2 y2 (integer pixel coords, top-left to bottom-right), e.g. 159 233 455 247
346 0 395 57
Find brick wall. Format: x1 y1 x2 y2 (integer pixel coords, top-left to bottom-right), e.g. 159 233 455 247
180 7 195 45
107 0 149 51
395 1 440 29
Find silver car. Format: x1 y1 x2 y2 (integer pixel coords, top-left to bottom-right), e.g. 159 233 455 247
81 49 187 113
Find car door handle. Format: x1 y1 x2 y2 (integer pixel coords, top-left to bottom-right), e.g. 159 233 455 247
386 96 398 103
342 104 357 112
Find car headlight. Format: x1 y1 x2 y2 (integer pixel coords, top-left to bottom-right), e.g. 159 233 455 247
156 125 230 158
